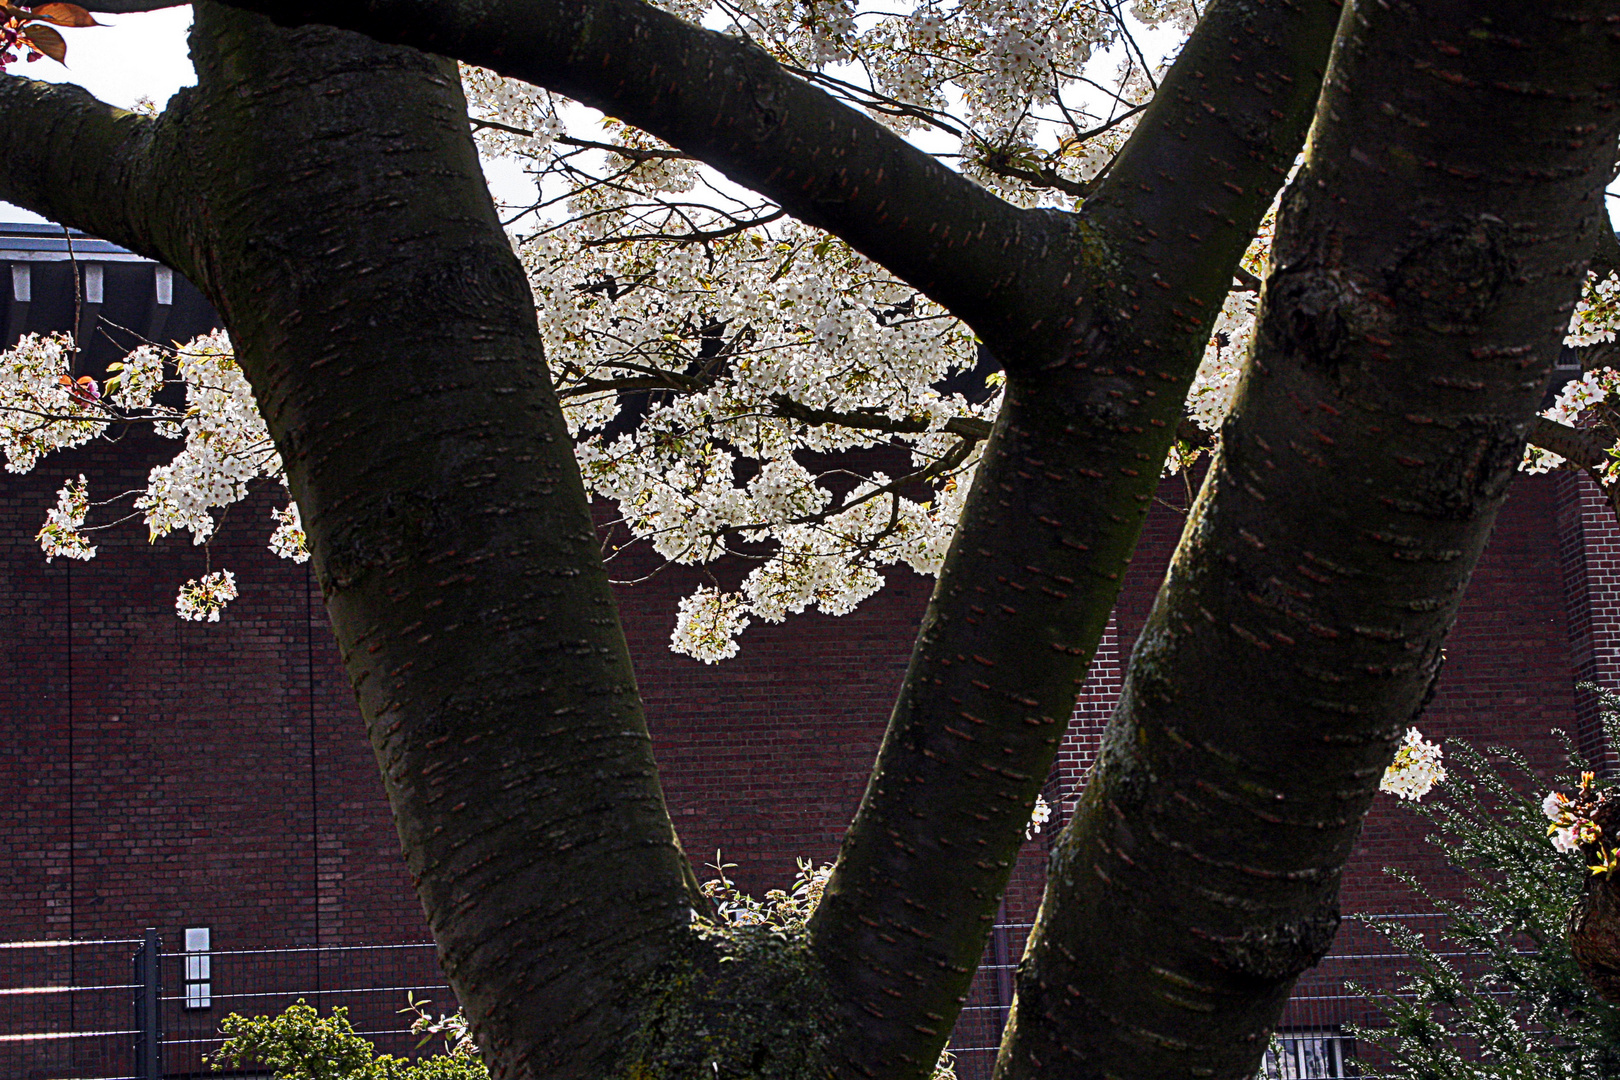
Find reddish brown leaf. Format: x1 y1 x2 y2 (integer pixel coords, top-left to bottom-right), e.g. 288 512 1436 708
20 22 65 63
29 3 97 27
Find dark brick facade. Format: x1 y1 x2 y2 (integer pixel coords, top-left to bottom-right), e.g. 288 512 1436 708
0 224 1609 1074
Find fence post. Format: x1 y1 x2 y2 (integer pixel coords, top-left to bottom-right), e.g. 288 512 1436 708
133 928 161 1080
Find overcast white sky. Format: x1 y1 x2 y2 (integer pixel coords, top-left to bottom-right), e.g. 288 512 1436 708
0 5 537 223
5 9 1618 232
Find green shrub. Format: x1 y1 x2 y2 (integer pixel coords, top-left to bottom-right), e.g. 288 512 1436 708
1350 700 1620 1078
209 999 487 1080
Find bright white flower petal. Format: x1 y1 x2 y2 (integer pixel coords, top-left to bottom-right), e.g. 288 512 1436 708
176 570 239 623
1380 728 1446 802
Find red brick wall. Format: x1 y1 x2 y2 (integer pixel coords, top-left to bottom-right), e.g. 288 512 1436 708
0 445 1600 943
1039 471 1584 916
0 436 419 952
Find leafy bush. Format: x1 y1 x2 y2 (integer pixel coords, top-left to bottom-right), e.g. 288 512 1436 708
209 999 486 1080
1350 702 1620 1078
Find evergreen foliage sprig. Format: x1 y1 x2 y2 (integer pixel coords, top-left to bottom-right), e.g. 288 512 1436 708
1350 690 1620 1078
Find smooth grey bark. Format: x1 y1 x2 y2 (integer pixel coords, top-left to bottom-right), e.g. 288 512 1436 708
1001 3 1620 1078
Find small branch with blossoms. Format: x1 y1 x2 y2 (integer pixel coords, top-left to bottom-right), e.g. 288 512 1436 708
1379 727 1446 802
1544 771 1620 876
0 330 308 623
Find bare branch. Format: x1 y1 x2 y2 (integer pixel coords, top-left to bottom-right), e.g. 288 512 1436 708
768 393 992 441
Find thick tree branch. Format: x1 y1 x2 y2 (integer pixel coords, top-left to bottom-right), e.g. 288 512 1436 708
801 1 1345 1075
1004 4 1620 1078
0 75 181 271
222 0 1058 348
132 8 701 1076
188 0 1333 1072
1530 416 1611 469
768 394 993 441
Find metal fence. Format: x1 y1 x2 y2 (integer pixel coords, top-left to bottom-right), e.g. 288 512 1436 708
0 934 454 1080
944 914 1458 1080
0 915 1459 1080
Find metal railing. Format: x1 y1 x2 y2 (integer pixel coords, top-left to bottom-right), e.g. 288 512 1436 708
0 914 1458 1080
0 934 453 1080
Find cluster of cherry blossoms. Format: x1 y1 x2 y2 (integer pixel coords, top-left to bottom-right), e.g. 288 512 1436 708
0 329 306 622
1521 359 1620 481
1 332 102 473
1515 271 1620 481
456 0 1209 658
1544 771 1619 875
1379 727 1446 802
38 473 95 561
1567 270 1620 348
175 569 238 623
1026 793 1052 839
524 209 993 661
43 1 1620 663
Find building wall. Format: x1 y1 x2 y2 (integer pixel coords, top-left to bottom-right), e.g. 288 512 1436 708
0 449 1589 945
0 234 1608 1077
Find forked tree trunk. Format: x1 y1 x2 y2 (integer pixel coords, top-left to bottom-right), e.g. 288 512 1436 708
1 0 1618 1077
1002 4 1620 1078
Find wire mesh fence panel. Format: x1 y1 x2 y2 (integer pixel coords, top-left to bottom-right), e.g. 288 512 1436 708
0 937 144 1080
0 914 1510 1080
158 942 456 1077
946 921 1030 1080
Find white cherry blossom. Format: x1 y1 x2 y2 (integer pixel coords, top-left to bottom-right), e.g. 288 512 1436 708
175 569 238 622
37 474 95 561
0 2 1350 657
1379 728 1446 803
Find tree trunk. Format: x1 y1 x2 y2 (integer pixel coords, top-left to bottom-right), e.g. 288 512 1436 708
1002 4 1620 1078
4 6 705 1074
213 2 1344 1073
5 0 1617 1076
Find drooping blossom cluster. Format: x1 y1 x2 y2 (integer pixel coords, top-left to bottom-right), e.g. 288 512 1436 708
37 473 95 561
0 330 306 622
1379 727 1446 802
131 330 285 547
175 569 238 623
1515 272 1620 482
1026 793 1052 839
1520 363 1620 481
268 503 310 563
1543 771 1619 875
1568 271 1620 347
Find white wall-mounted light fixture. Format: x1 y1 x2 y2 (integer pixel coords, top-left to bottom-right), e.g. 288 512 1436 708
183 927 211 1010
